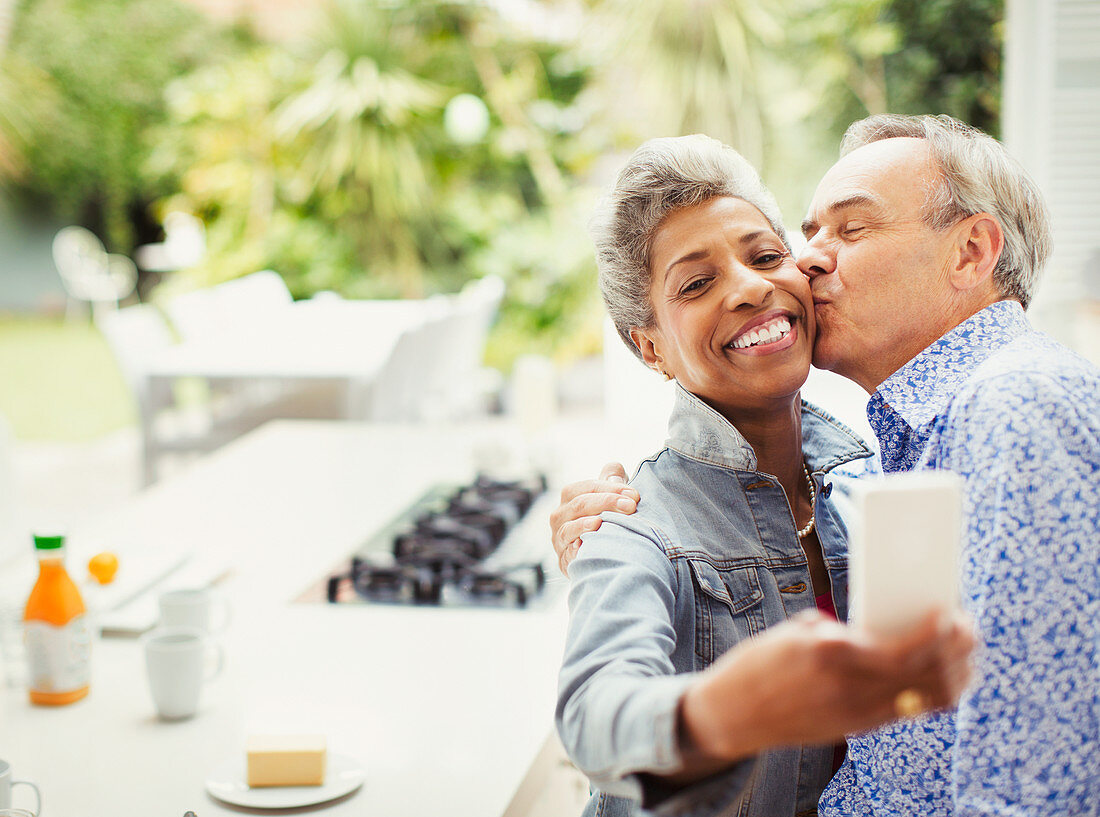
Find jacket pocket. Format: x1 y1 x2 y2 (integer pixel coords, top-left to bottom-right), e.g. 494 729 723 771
689 559 765 665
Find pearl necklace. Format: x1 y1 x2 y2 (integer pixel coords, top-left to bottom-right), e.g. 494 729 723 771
796 461 816 540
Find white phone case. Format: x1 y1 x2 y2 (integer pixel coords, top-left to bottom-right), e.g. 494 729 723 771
849 471 963 636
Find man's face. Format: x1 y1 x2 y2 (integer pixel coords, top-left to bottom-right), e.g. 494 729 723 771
797 138 959 392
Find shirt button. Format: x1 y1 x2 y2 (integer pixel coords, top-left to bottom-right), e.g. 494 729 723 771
821 482 833 498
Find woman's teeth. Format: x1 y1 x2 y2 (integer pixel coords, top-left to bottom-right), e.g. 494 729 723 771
730 317 792 349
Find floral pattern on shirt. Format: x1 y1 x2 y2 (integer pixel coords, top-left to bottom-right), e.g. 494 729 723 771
820 300 1100 816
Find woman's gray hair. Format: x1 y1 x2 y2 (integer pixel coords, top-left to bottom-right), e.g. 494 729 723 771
841 114 1051 309
591 134 789 359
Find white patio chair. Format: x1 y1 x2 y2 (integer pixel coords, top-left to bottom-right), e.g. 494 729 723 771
428 275 505 418
161 270 301 417
365 277 505 422
162 270 293 342
52 226 137 321
134 211 205 273
365 312 453 422
97 302 303 485
95 304 182 484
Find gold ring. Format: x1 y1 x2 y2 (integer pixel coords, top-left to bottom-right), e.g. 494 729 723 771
894 689 926 719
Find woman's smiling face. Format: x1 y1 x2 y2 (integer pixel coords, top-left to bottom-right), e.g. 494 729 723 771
631 196 815 419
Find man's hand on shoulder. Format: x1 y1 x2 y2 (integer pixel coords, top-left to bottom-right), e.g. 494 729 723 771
550 462 640 576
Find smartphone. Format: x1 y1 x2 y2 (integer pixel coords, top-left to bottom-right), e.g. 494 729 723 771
849 471 963 636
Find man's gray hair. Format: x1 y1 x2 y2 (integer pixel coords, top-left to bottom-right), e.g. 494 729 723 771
841 113 1051 309
591 134 789 359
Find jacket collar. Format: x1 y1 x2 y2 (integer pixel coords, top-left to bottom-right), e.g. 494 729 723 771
664 384 872 474
872 300 1031 430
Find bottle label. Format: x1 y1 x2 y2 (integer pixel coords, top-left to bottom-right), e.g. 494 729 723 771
24 615 91 693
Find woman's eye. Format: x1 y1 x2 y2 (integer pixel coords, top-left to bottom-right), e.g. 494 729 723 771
752 252 787 267
680 278 709 296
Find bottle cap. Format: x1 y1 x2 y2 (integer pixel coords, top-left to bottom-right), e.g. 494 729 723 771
33 534 65 550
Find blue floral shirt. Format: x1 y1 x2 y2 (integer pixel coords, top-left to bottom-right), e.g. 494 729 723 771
820 300 1100 816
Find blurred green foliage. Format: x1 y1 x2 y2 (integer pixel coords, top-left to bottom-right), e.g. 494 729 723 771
882 0 1003 136
787 0 896 135
788 0 1003 144
0 0 1004 372
582 0 783 168
0 53 55 182
145 0 606 363
0 0 230 252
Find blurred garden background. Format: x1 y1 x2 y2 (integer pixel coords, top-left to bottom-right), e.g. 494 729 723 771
0 0 1044 443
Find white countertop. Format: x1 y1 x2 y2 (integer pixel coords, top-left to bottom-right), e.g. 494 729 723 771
0 419 596 817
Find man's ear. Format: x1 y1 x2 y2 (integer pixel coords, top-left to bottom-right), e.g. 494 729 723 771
950 213 1004 293
630 326 666 375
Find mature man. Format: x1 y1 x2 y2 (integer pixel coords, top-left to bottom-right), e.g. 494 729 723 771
552 114 1100 814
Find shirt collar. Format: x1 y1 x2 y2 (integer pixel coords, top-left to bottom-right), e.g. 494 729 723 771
665 383 872 474
871 300 1032 430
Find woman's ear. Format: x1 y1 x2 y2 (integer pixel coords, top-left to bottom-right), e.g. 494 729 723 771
950 213 1004 294
630 326 669 378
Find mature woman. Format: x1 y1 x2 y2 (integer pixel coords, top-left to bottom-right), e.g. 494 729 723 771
555 135 972 817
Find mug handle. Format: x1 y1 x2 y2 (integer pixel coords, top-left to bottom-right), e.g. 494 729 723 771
204 640 225 683
12 779 41 816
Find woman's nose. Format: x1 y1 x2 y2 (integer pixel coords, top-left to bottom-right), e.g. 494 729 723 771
722 266 774 310
796 236 836 278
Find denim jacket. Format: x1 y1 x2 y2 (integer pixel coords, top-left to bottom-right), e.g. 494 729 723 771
556 385 872 817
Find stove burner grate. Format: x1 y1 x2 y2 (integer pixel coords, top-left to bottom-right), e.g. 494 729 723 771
325 474 548 608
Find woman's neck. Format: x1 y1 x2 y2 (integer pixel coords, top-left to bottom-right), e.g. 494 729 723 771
723 395 804 492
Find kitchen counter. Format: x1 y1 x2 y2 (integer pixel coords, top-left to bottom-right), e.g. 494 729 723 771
0 419 607 817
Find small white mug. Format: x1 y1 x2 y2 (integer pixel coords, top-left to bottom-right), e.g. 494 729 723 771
158 588 230 634
143 627 224 720
0 760 40 816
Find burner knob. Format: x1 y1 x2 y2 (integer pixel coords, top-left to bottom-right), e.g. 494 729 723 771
394 534 414 560
414 571 443 604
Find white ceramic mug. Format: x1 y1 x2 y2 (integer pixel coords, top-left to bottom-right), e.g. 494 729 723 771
143 627 224 720
0 760 40 816
158 588 230 634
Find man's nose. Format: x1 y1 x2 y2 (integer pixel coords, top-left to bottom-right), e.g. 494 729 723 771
796 236 836 278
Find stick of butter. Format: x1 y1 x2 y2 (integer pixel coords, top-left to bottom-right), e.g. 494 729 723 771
246 734 327 787
849 471 963 637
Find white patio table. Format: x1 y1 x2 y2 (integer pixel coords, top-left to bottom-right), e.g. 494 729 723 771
128 297 444 484
145 298 436 418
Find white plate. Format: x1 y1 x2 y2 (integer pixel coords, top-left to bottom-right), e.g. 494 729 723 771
205 753 365 809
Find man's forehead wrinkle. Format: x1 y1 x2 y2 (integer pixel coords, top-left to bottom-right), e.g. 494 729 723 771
825 192 885 216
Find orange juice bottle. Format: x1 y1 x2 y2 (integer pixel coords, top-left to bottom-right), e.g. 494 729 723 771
23 534 91 705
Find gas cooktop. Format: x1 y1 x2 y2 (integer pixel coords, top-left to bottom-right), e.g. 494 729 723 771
301 474 563 609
